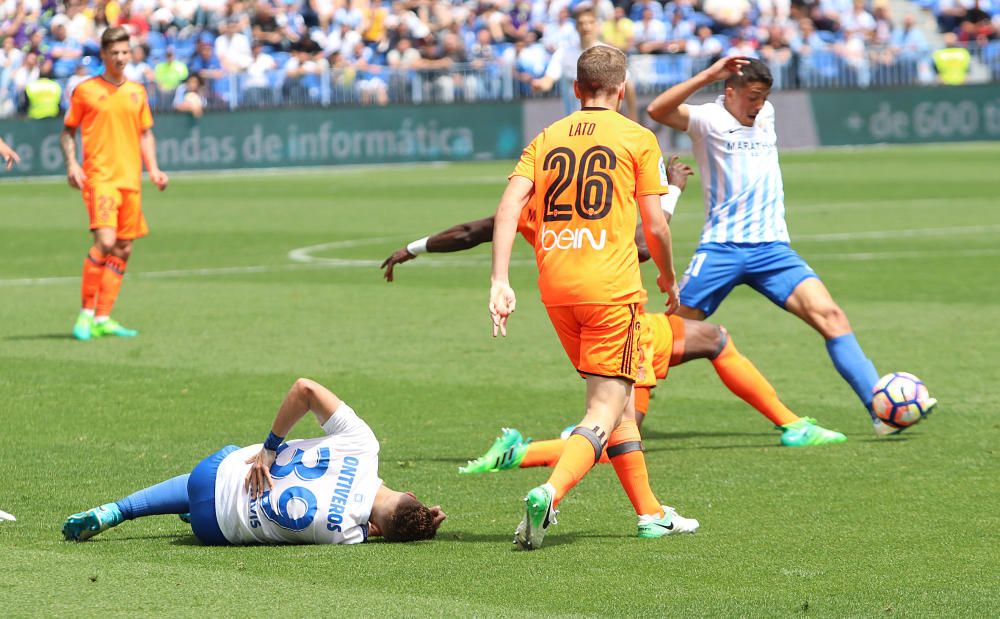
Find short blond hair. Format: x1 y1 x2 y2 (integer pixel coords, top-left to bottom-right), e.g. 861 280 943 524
576 45 627 96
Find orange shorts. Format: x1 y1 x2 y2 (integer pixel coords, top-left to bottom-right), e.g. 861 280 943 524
634 313 686 415
83 184 148 240
545 303 640 382
646 312 686 381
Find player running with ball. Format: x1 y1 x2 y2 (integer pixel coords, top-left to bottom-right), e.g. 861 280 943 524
646 57 936 435
61 27 168 341
490 46 699 550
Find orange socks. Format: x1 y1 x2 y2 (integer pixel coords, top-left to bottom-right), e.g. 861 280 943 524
607 418 661 516
522 439 610 468
711 337 799 427
545 433 602 504
96 255 126 319
81 247 107 311
521 440 566 468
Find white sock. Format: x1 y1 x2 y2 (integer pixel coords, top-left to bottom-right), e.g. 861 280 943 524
81 309 95 317
95 316 109 324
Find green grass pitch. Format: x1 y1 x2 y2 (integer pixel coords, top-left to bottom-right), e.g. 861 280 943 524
2 143 999 617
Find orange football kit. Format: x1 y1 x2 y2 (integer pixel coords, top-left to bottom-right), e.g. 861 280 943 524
510 107 671 517
66 77 153 327
65 77 153 239
511 108 668 382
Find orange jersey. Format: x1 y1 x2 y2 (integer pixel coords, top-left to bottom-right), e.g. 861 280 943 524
511 108 668 307
64 77 153 192
516 204 538 246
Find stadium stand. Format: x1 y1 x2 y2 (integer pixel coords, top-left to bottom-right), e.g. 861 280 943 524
1 0 998 117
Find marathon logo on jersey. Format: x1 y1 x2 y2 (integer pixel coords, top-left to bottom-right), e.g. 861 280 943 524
658 157 669 186
540 226 606 251
326 455 360 532
723 140 776 156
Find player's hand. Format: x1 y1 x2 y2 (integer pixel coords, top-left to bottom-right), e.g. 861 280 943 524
244 448 277 500
657 273 680 315
66 164 87 190
665 155 694 191
489 281 516 337
704 56 750 83
429 505 447 531
149 169 169 191
380 248 416 282
0 143 19 170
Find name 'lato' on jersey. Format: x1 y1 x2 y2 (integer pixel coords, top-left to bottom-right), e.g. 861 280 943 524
511 108 669 307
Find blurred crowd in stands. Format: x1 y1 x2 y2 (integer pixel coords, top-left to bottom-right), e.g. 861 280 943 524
2 0 999 117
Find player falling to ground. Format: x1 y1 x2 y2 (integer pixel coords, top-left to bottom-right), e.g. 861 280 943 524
0 137 20 170
646 57 936 436
532 6 638 121
382 157 845 450
60 27 169 341
490 46 698 550
63 378 446 545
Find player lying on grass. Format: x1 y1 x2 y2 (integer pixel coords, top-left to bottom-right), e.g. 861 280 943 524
63 378 446 545
383 157 845 449
646 57 936 436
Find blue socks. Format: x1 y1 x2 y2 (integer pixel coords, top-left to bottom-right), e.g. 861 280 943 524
826 333 880 420
115 474 191 520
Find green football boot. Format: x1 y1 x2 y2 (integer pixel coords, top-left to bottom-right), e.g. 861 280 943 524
62 503 124 541
72 312 94 341
458 428 527 474
637 505 700 538
780 417 847 447
514 483 557 550
91 318 138 338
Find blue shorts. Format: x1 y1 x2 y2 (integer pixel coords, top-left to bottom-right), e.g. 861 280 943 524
188 444 239 546
678 242 819 318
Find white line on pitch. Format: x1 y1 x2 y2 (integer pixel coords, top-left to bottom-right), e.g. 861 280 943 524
3 229 996 288
796 223 1000 242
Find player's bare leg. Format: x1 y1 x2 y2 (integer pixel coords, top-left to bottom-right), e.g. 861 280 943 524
784 278 887 432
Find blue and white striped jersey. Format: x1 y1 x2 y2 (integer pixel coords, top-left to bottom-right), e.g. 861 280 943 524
215 403 381 545
686 96 790 244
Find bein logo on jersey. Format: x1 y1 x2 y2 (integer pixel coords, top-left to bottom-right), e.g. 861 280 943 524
540 226 607 251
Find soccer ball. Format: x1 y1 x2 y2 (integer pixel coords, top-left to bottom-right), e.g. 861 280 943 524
871 372 933 429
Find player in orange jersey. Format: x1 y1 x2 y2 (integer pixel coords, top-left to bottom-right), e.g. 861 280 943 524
60 27 168 341
490 45 698 549
382 158 846 451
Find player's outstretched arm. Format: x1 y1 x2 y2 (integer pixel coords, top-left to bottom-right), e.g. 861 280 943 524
244 378 344 498
646 56 750 131
0 138 19 171
659 155 695 224
381 216 496 282
635 155 694 257
139 129 168 191
490 176 533 337
638 193 679 314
